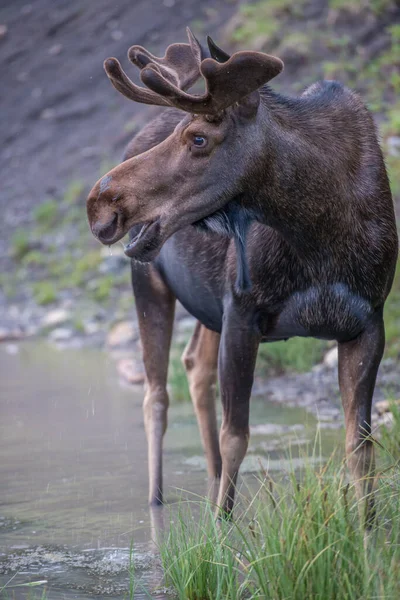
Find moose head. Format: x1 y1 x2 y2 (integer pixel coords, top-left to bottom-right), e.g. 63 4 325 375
87 29 283 264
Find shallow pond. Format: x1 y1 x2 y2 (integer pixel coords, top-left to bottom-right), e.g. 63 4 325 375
0 341 344 598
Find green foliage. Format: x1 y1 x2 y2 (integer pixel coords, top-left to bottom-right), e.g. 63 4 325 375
384 260 400 357
89 275 114 302
74 251 102 280
31 281 57 305
168 342 191 403
63 180 85 205
256 337 327 375
167 336 327 404
382 102 400 136
387 155 400 199
329 0 396 16
21 250 47 267
231 0 306 47
10 229 31 260
33 199 59 231
72 318 85 334
159 449 400 599
160 504 242 600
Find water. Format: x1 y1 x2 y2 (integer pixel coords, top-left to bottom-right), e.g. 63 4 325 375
0 341 343 598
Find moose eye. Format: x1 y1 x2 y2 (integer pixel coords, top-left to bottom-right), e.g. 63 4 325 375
193 135 207 148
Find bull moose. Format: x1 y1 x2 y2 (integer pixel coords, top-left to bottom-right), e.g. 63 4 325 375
87 29 398 520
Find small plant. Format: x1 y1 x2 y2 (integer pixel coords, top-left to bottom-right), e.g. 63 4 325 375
383 258 400 357
11 229 31 260
90 275 114 302
33 199 59 231
63 180 85 205
31 280 57 305
21 250 47 267
167 338 191 403
160 503 243 600
256 336 327 375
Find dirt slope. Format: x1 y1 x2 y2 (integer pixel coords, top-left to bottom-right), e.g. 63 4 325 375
0 0 239 254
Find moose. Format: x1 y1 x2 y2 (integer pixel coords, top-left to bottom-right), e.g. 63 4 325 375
87 29 398 520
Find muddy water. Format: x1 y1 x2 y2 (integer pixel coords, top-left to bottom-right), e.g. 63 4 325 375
0 342 343 598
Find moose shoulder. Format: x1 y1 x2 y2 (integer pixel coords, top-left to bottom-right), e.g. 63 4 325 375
87 30 398 521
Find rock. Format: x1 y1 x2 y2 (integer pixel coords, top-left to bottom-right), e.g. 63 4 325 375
323 346 338 369
376 411 394 428
177 316 196 330
48 43 62 55
387 136 400 157
250 423 304 436
0 326 25 342
5 344 19 355
41 308 70 328
107 321 137 348
83 320 101 335
49 327 73 342
375 399 400 415
117 358 145 385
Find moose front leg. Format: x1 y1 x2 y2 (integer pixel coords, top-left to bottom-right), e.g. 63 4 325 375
216 313 260 516
132 263 176 506
338 309 385 526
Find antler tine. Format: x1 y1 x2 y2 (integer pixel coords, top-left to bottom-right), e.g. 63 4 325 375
103 57 171 107
128 27 204 92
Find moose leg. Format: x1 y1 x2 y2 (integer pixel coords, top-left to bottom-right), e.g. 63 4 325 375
338 310 385 526
132 263 175 506
216 314 259 516
182 322 221 499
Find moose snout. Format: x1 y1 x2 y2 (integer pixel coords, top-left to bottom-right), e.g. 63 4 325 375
91 212 119 243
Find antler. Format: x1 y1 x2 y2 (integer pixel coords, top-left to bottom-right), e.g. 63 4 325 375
104 28 206 109
128 27 207 90
104 29 283 115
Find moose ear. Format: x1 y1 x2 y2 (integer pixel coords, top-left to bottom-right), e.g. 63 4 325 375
206 36 230 63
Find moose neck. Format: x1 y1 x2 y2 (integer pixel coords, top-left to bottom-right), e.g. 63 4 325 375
242 86 355 257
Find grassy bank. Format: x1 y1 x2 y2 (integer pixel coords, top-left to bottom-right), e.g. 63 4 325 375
158 444 400 599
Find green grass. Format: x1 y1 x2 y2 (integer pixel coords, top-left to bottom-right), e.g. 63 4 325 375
383 260 400 358
168 333 327 405
33 199 59 232
10 229 31 260
256 337 327 376
31 280 57 305
158 442 400 599
329 0 396 15
231 0 307 47
168 341 191 403
63 180 85 205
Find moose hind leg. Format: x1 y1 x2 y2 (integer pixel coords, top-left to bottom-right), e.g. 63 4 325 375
182 322 221 499
338 309 385 526
132 263 175 506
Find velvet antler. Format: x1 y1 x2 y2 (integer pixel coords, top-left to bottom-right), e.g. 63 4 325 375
128 27 207 90
104 29 283 115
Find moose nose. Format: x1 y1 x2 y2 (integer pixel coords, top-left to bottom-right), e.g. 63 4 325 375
92 212 119 243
